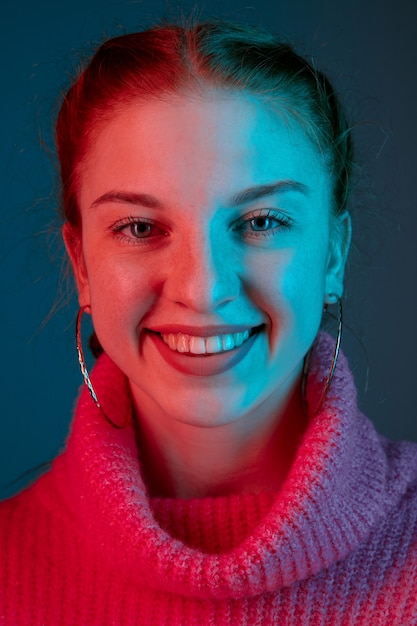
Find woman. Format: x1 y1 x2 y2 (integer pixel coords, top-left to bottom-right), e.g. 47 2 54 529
0 20 416 625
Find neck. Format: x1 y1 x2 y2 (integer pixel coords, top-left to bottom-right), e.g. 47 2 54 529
132 381 307 499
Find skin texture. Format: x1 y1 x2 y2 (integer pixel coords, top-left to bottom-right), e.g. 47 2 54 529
65 94 350 497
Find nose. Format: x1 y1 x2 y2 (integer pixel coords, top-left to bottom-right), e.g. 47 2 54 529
164 230 240 313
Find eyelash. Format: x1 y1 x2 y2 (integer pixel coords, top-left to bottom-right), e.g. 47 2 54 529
233 209 292 239
110 216 168 245
110 209 292 245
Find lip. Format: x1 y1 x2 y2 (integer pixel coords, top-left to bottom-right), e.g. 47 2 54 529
146 325 263 376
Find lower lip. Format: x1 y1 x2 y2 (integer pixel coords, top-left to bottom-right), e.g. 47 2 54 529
147 330 260 376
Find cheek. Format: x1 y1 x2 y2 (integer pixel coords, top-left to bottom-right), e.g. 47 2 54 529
247 245 327 341
84 254 157 343
284 245 329 349
284 249 328 303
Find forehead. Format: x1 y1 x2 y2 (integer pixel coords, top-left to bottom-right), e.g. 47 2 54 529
79 94 329 208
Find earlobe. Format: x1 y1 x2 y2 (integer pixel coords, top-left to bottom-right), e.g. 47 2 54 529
62 222 91 307
325 211 352 298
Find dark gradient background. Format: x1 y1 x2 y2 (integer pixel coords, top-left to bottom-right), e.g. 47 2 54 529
1 0 416 499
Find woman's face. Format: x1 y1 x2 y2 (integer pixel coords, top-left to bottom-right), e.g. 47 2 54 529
66 94 349 429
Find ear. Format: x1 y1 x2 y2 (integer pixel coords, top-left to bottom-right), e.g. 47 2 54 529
62 222 91 307
324 211 352 300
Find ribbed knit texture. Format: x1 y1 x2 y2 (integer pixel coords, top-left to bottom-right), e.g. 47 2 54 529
1 332 416 625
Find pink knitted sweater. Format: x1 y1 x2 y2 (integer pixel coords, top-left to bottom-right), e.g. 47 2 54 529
1 334 416 625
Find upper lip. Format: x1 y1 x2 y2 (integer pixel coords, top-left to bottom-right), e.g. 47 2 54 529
148 324 263 337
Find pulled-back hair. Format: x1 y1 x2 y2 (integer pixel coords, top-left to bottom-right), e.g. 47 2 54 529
56 20 353 228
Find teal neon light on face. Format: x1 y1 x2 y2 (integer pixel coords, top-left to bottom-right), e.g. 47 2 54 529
68 94 349 434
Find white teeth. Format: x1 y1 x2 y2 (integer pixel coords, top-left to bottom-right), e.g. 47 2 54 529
205 336 223 353
222 334 235 351
189 336 206 354
177 334 189 353
161 329 251 355
234 332 244 347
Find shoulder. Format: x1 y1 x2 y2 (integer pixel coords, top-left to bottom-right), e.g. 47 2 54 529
381 436 417 499
0 475 48 537
371 436 417 571
0 464 63 563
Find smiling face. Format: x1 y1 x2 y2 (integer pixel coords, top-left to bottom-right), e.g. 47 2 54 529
65 94 350 430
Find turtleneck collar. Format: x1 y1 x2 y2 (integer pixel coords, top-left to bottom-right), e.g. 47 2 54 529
48 332 393 600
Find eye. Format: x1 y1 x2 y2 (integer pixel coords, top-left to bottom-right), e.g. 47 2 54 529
234 209 292 239
129 222 154 238
249 216 275 231
110 217 168 243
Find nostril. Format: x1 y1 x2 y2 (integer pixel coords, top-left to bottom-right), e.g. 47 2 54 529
165 270 240 312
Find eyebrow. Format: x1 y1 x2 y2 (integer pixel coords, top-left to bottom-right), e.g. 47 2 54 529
229 180 309 207
89 180 309 211
90 191 163 210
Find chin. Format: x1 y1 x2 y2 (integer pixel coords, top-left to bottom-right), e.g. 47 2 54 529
162 394 244 429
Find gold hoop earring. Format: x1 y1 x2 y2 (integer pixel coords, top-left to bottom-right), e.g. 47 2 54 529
301 295 343 417
76 305 128 429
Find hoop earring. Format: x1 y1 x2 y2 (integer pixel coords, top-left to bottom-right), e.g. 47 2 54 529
76 305 128 429
301 295 343 417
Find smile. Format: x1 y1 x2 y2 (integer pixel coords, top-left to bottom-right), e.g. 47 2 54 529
146 325 263 376
160 329 251 355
